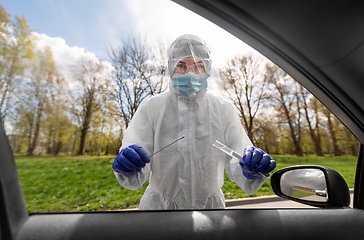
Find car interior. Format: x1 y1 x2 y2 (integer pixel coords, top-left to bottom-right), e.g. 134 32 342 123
1 0 364 239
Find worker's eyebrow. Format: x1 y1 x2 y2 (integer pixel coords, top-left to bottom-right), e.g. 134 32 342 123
194 61 203 64
178 61 186 64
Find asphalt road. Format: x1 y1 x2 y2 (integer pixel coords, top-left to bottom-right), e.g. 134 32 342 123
122 190 354 211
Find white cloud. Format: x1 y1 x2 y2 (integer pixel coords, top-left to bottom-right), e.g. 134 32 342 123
122 0 258 67
28 0 264 92
32 32 113 87
90 0 258 67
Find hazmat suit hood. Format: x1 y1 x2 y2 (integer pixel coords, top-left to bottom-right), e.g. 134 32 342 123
167 34 212 80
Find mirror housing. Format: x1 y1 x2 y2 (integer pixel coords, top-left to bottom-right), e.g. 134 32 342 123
271 165 350 208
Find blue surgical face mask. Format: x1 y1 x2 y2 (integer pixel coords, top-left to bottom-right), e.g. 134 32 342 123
173 72 207 98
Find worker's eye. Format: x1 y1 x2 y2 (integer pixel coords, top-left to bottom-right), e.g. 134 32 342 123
176 64 187 71
192 64 205 73
195 64 204 70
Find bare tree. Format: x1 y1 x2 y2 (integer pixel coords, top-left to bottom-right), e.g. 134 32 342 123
300 87 324 156
109 35 168 130
71 58 112 155
267 64 303 156
323 109 342 156
219 54 268 142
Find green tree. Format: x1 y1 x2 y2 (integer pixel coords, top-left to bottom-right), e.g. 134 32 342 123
86 94 117 156
70 58 113 155
26 46 57 155
253 113 280 154
301 88 324 156
0 4 11 76
323 109 342 156
267 64 303 156
345 128 359 156
0 8 35 125
43 74 72 155
8 101 34 153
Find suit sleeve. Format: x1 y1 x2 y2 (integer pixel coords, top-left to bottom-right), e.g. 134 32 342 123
223 103 267 195
113 100 154 190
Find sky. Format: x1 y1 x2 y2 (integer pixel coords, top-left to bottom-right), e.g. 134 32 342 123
2 0 259 89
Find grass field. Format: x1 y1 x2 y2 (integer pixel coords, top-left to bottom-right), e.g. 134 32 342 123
14 154 357 212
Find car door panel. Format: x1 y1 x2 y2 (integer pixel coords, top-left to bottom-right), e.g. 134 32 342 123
15 209 364 240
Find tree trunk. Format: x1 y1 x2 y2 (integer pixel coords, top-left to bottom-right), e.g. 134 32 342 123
53 111 59 156
351 143 358 156
264 139 270 154
55 141 62 156
333 140 341 156
105 143 109 155
303 96 324 156
98 120 104 156
0 54 17 114
246 125 254 145
78 125 89 155
78 102 93 155
72 136 76 155
310 131 324 156
344 130 349 157
28 101 43 155
48 127 54 155
27 121 33 153
326 113 341 156
284 104 303 156
293 137 303 156
115 129 123 155
314 134 323 156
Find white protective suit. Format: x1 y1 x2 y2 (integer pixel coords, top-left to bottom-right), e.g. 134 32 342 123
114 34 267 210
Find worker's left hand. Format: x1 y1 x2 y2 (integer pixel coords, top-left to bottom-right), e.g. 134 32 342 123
112 144 150 177
240 146 276 180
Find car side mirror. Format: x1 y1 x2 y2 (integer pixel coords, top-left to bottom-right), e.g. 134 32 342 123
271 165 350 208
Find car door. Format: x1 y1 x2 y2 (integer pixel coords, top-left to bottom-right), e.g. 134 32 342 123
1 0 364 240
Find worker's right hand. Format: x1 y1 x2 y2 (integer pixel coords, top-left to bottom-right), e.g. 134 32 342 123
112 145 150 177
240 146 276 180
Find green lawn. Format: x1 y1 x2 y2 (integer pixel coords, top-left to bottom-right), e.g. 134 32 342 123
14 154 357 212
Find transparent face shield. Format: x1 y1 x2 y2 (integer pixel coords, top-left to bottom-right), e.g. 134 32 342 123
172 56 208 98
167 34 211 99
174 57 206 74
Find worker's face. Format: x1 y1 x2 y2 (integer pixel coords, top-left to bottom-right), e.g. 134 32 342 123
174 57 205 74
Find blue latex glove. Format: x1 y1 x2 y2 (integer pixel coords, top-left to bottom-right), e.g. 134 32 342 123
239 146 276 180
112 144 150 177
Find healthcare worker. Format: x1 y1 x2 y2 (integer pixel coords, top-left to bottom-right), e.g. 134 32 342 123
112 34 276 210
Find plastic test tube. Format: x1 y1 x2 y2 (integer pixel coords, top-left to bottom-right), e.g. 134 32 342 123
213 140 269 177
